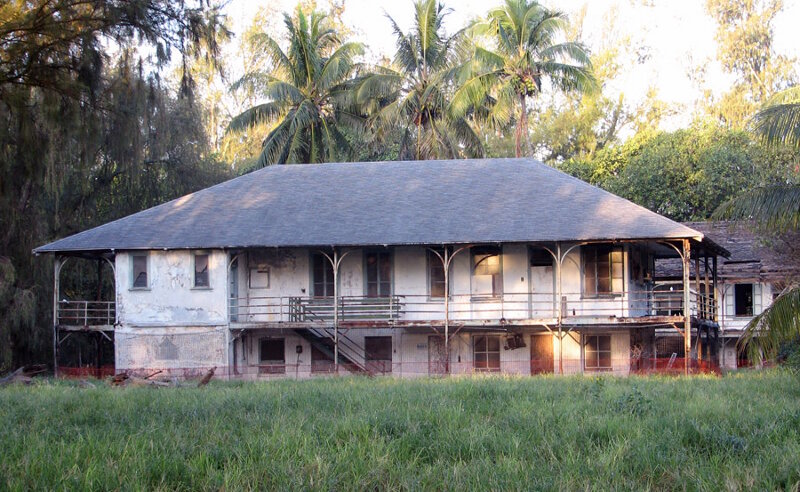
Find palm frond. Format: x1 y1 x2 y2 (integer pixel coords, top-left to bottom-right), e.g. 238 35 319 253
752 101 800 149
713 185 800 232
740 285 800 363
227 102 285 134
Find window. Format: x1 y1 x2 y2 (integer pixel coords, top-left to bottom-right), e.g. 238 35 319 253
312 253 334 297
584 245 623 296
734 283 754 316
428 249 446 298
529 247 553 267
585 335 612 371
194 253 209 288
259 338 285 374
365 251 392 297
365 336 392 374
472 246 502 297
473 335 501 372
132 254 148 289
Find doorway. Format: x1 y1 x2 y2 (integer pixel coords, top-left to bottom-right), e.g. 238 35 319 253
530 334 554 374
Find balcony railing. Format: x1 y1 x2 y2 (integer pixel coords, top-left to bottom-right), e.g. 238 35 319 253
57 300 116 327
229 289 717 325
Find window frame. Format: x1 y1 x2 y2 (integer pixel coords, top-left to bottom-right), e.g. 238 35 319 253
584 334 613 372
310 252 335 298
192 252 211 289
130 253 149 290
427 248 447 300
471 246 503 299
734 283 754 317
363 249 393 298
473 335 501 372
582 245 624 298
258 337 286 374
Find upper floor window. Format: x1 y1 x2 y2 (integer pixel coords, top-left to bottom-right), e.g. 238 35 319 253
734 283 754 316
472 246 502 297
427 249 446 298
194 253 210 288
312 253 334 297
583 245 623 296
365 251 392 297
131 253 148 289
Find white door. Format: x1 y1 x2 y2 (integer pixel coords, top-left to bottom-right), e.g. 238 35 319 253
530 265 555 318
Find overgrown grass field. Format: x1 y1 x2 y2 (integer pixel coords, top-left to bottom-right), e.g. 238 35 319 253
1 371 799 490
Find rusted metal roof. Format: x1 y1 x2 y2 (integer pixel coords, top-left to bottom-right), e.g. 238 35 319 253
34 158 715 254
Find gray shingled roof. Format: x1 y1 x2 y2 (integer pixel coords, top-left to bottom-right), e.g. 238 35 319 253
34 158 709 253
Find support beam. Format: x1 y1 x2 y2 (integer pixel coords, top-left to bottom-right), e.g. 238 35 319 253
682 239 691 375
53 256 61 378
428 245 470 374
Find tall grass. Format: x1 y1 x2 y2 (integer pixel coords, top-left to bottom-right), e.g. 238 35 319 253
1 371 799 490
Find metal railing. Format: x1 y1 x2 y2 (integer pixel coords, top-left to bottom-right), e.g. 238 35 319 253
57 300 116 326
228 289 718 325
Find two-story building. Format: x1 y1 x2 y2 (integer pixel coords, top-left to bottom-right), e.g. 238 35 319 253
34 158 728 378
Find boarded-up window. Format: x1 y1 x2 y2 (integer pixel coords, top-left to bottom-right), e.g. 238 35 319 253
312 254 334 297
194 253 209 288
365 251 392 297
585 335 612 371
584 246 623 296
365 336 392 374
132 254 148 289
734 283 754 316
428 249 446 298
473 335 501 372
259 338 285 374
472 247 502 297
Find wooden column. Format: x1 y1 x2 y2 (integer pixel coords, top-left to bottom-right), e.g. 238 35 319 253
682 240 691 375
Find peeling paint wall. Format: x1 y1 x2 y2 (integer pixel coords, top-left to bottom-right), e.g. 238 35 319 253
116 250 228 326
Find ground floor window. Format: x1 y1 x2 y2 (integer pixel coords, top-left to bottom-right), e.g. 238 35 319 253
365 336 392 374
259 338 285 374
584 335 612 371
473 335 501 372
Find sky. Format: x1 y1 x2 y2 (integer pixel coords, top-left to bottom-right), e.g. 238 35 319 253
223 0 800 130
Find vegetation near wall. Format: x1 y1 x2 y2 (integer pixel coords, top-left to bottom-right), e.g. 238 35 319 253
1 373 799 489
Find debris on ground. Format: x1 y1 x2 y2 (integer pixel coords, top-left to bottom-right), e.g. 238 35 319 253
0 365 47 386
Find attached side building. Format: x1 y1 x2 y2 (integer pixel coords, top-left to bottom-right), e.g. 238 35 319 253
35 158 728 378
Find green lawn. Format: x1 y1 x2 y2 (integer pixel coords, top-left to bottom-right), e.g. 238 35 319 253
1 371 799 491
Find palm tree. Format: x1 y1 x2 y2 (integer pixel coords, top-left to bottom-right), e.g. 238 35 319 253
226 8 364 167
451 0 596 157
714 86 800 363
354 0 483 161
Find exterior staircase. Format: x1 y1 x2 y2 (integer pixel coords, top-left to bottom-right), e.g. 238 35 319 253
295 327 368 373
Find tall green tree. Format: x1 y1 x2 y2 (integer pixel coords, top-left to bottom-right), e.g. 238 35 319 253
226 8 364 167
0 1 230 372
704 0 796 128
451 0 595 157
714 86 800 365
355 0 483 161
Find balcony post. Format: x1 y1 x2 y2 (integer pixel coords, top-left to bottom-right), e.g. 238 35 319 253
443 247 450 374
682 239 691 375
556 243 563 375
53 256 61 378
333 248 339 373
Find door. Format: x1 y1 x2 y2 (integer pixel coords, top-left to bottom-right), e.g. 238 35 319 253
365 336 392 374
530 335 554 374
428 335 447 374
